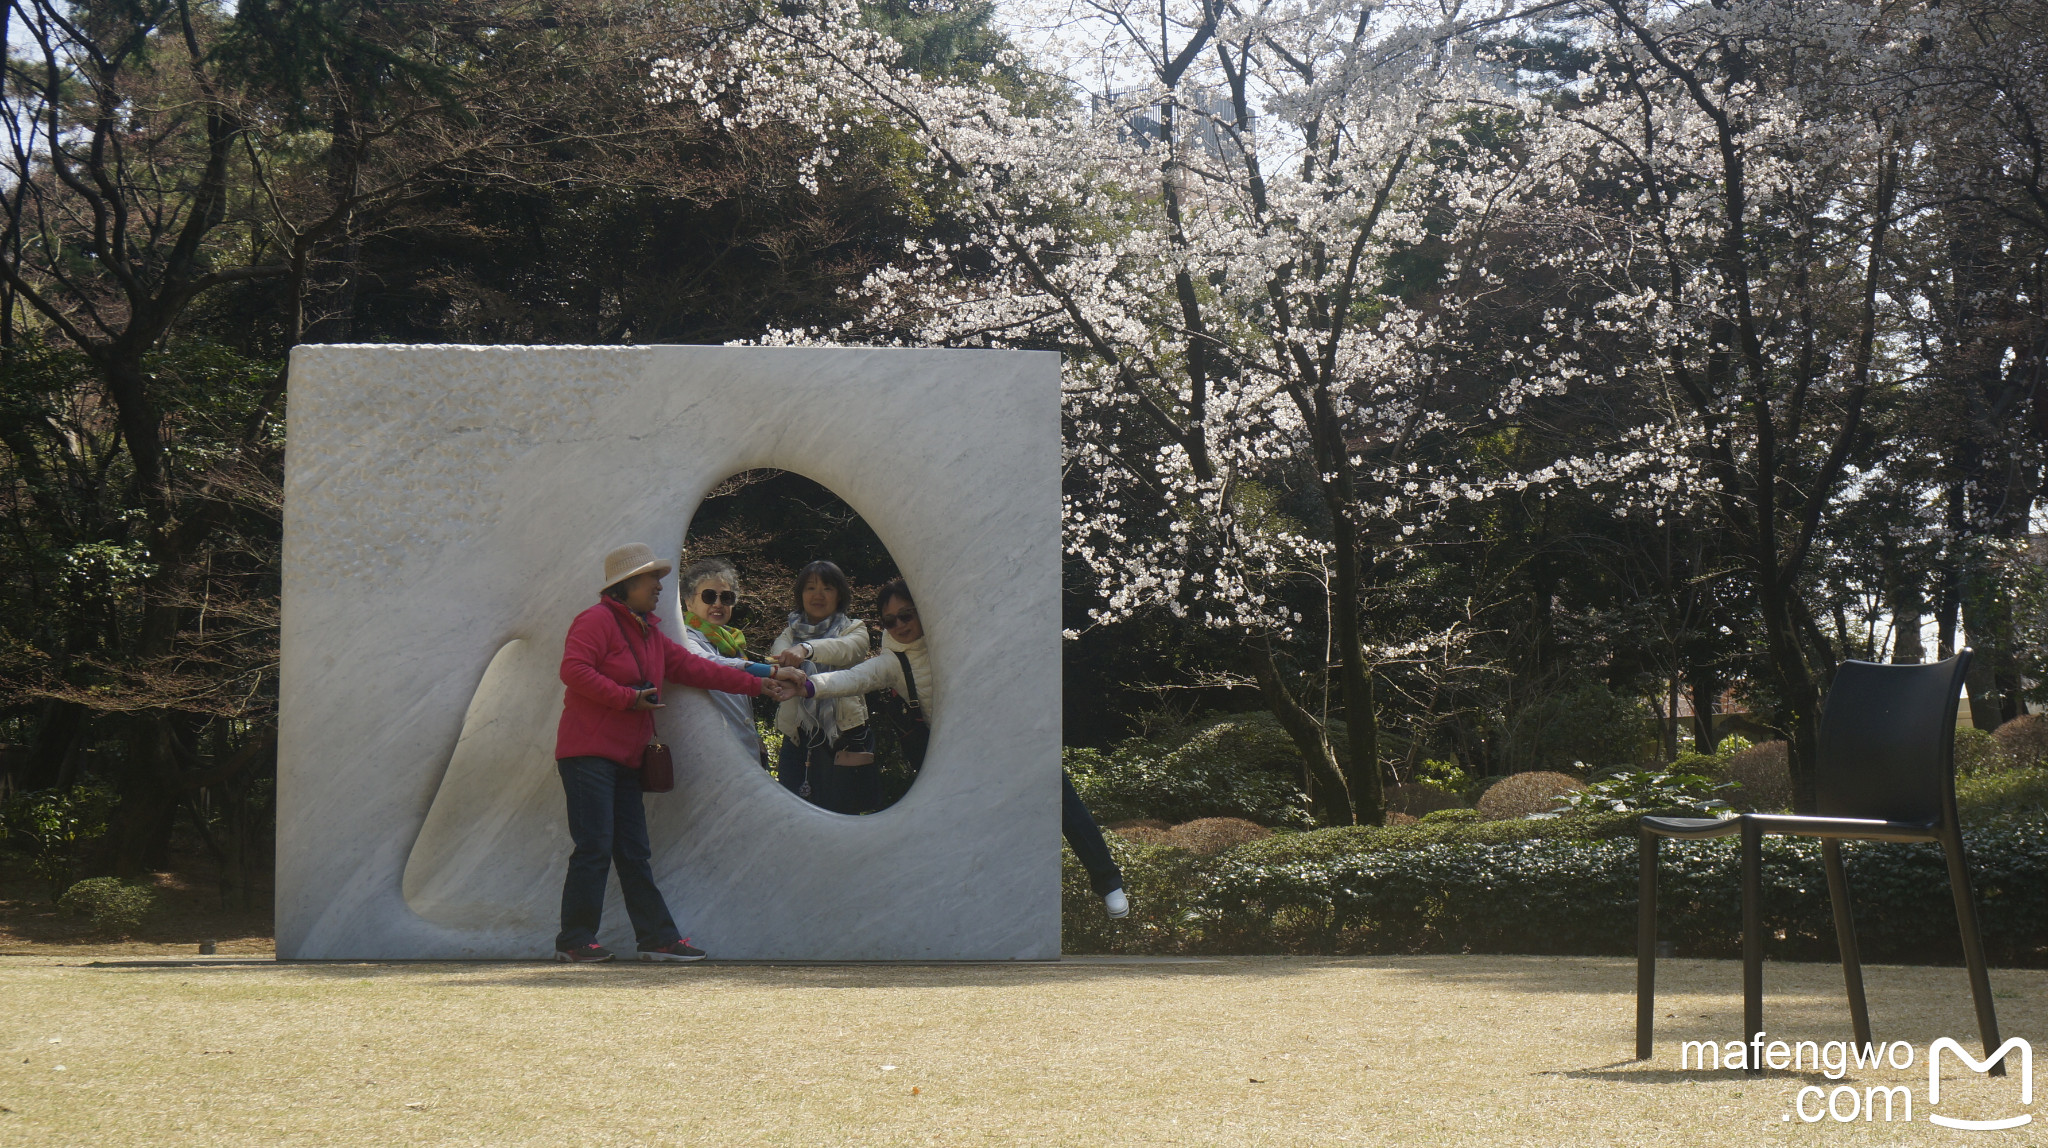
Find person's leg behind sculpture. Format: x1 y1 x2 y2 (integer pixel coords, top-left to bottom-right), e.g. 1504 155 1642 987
1061 770 1129 918
802 578 1127 914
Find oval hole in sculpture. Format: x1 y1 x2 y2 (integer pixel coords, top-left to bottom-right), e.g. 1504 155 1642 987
683 469 922 815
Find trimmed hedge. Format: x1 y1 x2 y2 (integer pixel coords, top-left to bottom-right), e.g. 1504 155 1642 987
1064 815 2048 966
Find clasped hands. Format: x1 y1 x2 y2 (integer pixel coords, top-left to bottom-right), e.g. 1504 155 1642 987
762 665 807 701
631 665 806 709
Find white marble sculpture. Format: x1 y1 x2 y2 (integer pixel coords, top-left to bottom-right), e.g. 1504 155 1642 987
277 345 1062 959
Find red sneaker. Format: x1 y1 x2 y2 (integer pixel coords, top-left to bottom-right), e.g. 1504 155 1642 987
554 942 615 963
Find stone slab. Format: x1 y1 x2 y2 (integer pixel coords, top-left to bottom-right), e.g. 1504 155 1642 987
277 345 1062 960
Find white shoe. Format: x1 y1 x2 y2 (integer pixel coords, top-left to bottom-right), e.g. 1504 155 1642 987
1103 888 1130 919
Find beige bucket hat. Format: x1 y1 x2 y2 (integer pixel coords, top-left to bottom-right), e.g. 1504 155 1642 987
602 543 672 593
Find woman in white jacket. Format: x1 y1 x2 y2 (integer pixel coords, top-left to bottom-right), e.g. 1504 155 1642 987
768 560 877 812
805 579 1131 917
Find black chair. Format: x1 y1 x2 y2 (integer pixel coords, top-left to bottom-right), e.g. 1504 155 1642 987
1634 651 2006 1074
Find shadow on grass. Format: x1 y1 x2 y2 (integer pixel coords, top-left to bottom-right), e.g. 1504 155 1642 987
1547 1062 1845 1086
69 950 2044 1034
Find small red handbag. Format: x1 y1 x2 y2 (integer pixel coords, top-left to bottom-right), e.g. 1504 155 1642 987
611 611 675 793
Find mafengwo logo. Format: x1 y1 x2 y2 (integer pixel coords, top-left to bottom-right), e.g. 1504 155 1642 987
1678 1034 2032 1126
1927 1038 2032 1130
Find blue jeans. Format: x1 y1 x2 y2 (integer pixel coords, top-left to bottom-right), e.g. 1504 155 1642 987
555 756 681 952
1063 771 1124 895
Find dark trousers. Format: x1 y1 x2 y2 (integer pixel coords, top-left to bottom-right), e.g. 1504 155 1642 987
555 756 681 952
776 727 879 814
1062 770 1124 895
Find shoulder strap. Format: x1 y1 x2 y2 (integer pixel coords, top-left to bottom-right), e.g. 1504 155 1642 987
610 608 650 683
893 650 920 707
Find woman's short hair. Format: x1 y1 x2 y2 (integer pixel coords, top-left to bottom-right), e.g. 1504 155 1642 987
792 560 855 617
875 577 913 616
602 573 653 603
679 557 739 597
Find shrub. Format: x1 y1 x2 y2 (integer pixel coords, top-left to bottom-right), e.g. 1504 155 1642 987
1 785 116 901
1958 768 2048 824
1496 682 1659 773
1062 818 2048 963
1065 713 1313 828
1559 769 1737 815
1384 782 1466 818
1223 810 1642 866
1475 771 1585 819
1414 759 1472 796
1384 811 1418 825
1109 825 1174 847
58 877 155 932
1994 716 2048 772
1421 807 1483 824
1955 726 2002 777
1722 741 1792 812
1168 818 1272 855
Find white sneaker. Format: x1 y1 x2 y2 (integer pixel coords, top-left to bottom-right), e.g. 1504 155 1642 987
1103 888 1130 919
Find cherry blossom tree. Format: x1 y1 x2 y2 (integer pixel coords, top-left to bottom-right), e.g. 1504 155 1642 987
660 0 1640 824
660 0 2048 817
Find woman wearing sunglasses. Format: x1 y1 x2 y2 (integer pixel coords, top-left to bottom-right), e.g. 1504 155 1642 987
676 558 804 765
801 579 1131 918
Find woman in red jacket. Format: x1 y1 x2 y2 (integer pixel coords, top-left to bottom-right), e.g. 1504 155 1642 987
554 543 800 963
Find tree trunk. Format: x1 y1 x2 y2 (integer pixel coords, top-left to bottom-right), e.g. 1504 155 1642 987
1757 577 1824 813
1306 378 1379 825
1246 642 1353 827
1960 573 2011 730
14 700 86 793
1689 668 1720 754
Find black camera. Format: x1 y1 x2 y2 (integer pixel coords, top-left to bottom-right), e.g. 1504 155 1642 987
632 681 658 705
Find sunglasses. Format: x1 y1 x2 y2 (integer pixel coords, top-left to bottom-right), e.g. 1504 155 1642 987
880 608 918 630
698 588 738 607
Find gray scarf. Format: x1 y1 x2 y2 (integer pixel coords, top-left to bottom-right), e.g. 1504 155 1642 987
787 611 852 744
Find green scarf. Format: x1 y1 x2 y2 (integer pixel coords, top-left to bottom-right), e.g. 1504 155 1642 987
685 611 748 658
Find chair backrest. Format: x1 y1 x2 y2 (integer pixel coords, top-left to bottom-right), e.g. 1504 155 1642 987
1814 650 1971 825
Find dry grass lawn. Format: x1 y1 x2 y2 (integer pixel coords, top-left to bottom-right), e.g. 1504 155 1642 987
0 953 2041 1146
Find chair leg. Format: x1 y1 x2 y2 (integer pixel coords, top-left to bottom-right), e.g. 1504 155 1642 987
1637 828 1658 1061
1821 839 1872 1049
1939 829 2007 1076
1742 818 1763 1074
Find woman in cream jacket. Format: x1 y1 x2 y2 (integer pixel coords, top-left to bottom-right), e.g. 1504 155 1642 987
805 579 1130 917
768 560 877 812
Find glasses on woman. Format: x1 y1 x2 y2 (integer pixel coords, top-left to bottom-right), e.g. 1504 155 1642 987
880 608 917 630
698 588 738 607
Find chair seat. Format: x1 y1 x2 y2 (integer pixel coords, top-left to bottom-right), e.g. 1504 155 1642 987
1641 812 1940 843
